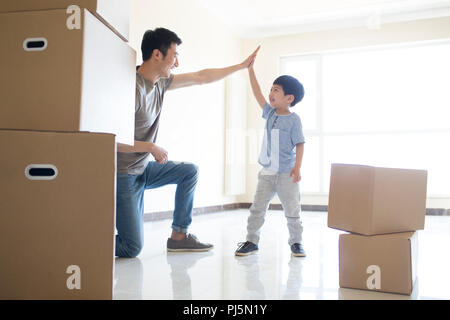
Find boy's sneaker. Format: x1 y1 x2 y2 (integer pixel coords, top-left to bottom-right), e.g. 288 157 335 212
235 241 258 256
167 233 213 252
291 243 306 257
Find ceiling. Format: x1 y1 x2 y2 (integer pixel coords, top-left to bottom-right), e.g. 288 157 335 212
194 0 450 38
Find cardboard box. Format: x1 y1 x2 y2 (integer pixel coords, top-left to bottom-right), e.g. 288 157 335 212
0 8 135 145
339 232 418 295
328 163 427 235
0 130 116 299
0 0 129 41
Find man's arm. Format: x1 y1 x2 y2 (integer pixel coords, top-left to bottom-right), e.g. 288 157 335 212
168 46 260 90
117 141 152 153
117 141 168 164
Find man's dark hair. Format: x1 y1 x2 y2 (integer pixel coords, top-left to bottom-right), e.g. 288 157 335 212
273 75 305 107
141 28 182 61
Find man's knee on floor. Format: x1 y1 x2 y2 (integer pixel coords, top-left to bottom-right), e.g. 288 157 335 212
117 241 143 258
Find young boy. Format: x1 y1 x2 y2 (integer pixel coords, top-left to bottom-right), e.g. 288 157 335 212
236 46 306 257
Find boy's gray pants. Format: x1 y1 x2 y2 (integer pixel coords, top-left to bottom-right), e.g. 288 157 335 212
247 169 303 246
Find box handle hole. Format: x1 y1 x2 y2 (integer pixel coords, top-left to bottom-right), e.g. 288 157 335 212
23 38 48 51
25 164 58 180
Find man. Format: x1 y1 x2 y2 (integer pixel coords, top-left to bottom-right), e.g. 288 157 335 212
116 27 259 258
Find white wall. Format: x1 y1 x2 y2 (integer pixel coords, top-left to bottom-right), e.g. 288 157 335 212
240 16 450 209
129 0 246 213
130 1 450 211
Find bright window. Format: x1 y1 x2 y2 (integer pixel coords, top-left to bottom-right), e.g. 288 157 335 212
280 40 450 196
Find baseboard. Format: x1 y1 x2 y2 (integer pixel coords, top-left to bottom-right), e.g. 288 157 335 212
426 208 450 216
143 203 243 222
144 203 330 222
143 203 449 222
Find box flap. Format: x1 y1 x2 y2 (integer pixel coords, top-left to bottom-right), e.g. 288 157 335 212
0 129 116 299
0 0 129 41
372 166 427 234
328 163 373 234
0 9 83 131
80 9 135 145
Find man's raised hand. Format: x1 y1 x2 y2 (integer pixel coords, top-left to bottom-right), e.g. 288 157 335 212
242 45 261 69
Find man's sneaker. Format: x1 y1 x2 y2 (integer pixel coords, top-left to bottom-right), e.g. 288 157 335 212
167 233 213 252
291 243 306 257
235 241 258 256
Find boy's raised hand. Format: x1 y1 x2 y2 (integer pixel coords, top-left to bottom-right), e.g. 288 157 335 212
247 45 265 109
242 45 260 69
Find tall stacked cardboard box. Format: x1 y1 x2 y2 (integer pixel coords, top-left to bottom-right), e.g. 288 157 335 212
0 0 136 299
328 164 427 295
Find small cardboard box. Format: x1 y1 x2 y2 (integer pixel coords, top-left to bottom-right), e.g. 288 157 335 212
328 163 427 235
339 232 418 295
0 0 129 41
0 8 135 145
0 129 116 300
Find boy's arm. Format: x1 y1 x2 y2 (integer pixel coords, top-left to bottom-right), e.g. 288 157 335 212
294 143 304 169
168 46 260 90
290 143 305 183
247 47 266 109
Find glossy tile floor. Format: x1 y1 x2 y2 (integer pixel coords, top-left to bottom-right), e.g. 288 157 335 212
113 209 450 300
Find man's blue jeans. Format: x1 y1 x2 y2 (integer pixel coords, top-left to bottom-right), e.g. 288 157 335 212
115 161 199 258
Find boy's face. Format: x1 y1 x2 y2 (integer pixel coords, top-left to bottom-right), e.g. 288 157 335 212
269 84 294 108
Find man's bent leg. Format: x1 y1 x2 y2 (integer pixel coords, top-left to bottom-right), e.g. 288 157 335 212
144 161 213 251
144 161 199 232
172 162 199 232
115 174 145 258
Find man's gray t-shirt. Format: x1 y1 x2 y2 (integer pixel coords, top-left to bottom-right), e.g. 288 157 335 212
117 72 174 175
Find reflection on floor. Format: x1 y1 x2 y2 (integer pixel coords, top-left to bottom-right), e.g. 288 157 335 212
114 210 450 300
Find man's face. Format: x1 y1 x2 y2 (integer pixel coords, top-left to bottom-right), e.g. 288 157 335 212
160 43 179 78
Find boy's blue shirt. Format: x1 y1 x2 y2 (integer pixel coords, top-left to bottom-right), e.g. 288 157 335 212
258 102 305 173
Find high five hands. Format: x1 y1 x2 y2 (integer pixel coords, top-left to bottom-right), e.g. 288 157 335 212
242 45 261 69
